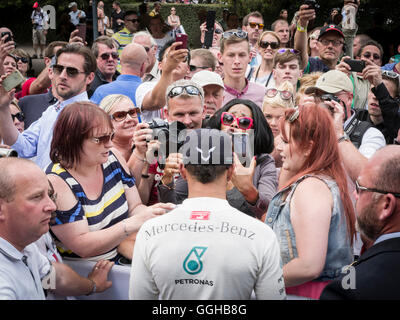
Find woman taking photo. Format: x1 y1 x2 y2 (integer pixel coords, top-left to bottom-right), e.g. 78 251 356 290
265 105 355 299
207 98 276 219
46 102 174 262
248 31 280 88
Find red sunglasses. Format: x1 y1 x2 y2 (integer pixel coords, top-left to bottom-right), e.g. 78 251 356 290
221 112 253 130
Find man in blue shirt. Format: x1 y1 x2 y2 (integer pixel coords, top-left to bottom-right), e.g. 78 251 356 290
0 44 96 169
90 43 147 106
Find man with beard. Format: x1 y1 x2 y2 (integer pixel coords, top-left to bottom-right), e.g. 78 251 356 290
0 44 95 169
320 145 400 299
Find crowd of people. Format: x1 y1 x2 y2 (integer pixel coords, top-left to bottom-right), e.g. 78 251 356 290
0 0 399 301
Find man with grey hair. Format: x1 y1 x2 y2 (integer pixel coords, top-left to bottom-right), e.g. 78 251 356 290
90 43 147 106
132 31 158 82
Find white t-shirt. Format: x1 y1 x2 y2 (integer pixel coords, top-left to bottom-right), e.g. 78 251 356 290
129 197 286 300
135 81 163 123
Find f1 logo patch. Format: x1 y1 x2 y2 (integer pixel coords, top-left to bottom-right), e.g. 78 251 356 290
190 211 210 220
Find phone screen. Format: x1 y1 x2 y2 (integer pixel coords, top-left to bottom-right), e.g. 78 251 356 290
176 34 188 50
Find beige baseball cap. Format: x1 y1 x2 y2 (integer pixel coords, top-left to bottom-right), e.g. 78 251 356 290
305 70 353 94
192 70 224 89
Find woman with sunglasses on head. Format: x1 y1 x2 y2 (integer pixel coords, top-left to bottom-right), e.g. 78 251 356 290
45 102 174 262
262 81 295 168
265 105 355 299
207 98 276 219
248 31 280 89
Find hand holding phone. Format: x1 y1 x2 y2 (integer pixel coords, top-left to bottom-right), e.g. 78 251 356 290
2 70 25 92
344 59 365 73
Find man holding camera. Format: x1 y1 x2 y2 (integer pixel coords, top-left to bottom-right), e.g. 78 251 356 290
31 2 49 59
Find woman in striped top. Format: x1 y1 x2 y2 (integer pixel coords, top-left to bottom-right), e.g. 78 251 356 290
46 102 174 261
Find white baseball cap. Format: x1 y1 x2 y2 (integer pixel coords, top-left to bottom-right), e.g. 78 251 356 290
192 70 224 89
305 70 353 94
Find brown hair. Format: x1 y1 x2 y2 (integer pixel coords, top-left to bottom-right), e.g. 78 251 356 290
92 36 117 57
50 102 113 169
55 43 97 75
220 32 249 54
44 41 68 58
190 48 216 71
242 11 263 26
273 50 302 68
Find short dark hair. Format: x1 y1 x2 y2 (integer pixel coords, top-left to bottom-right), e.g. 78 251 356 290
242 11 263 26
185 164 231 184
273 50 302 69
124 10 138 19
190 49 216 71
44 41 68 58
271 19 288 31
207 99 274 155
56 43 97 75
50 102 113 169
357 39 384 60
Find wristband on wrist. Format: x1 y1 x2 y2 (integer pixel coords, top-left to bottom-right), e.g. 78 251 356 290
141 174 150 179
86 278 97 296
338 132 350 143
297 24 307 32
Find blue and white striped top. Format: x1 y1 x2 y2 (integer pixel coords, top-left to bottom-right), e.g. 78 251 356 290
46 151 135 261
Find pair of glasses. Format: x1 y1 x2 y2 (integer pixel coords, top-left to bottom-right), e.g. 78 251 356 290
189 65 209 72
91 132 115 144
167 85 202 99
221 112 253 130
382 70 399 79
214 28 223 34
248 22 264 29
53 64 86 77
222 30 248 40
277 48 300 54
126 18 139 23
111 109 140 122
259 40 279 49
355 180 400 198
11 112 25 122
362 52 381 60
266 88 293 101
319 39 344 47
16 56 29 63
100 52 119 60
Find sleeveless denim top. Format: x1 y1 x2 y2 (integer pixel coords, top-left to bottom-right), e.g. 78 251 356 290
265 174 353 281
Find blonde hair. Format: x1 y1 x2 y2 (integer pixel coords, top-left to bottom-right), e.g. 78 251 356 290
296 72 323 105
257 30 280 47
10 99 21 112
262 81 295 110
99 94 135 114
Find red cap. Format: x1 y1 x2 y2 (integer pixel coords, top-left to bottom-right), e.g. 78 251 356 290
33 2 39 8
318 24 344 40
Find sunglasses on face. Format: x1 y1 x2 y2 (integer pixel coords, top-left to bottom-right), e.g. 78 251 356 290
11 112 25 122
221 112 254 130
111 108 140 122
277 48 300 55
189 65 209 72
52 64 86 77
91 132 115 144
266 88 293 101
248 22 264 29
167 85 202 99
259 40 279 49
214 28 223 34
16 56 29 63
126 18 139 23
100 52 119 60
222 30 248 40
355 180 400 198
362 52 381 60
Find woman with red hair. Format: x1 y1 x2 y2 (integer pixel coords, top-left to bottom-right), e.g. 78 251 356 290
265 104 356 299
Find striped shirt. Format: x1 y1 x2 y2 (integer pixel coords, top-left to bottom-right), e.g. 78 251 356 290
112 27 134 72
46 151 135 261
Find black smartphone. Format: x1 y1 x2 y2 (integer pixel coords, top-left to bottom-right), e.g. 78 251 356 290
304 0 320 9
1 31 12 43
203 10 216 49
344 59 365 72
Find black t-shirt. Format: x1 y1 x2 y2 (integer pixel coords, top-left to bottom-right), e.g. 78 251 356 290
111 10 125 32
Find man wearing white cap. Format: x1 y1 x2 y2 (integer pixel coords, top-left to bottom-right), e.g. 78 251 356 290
306 70 386 182
31 2 48 59
192 70 224 117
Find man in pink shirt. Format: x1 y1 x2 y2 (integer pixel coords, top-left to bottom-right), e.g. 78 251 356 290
218 29 266 108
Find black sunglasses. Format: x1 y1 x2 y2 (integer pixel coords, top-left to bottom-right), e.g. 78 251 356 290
355 180 400 198
189 65 209 72
100 52 119 60
11 112 25 122
111 108 140 122
167 85 202 99
126 18 139 23
16 56 29 63
214 28 223 34
259 40 279 49
52 64 86 77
